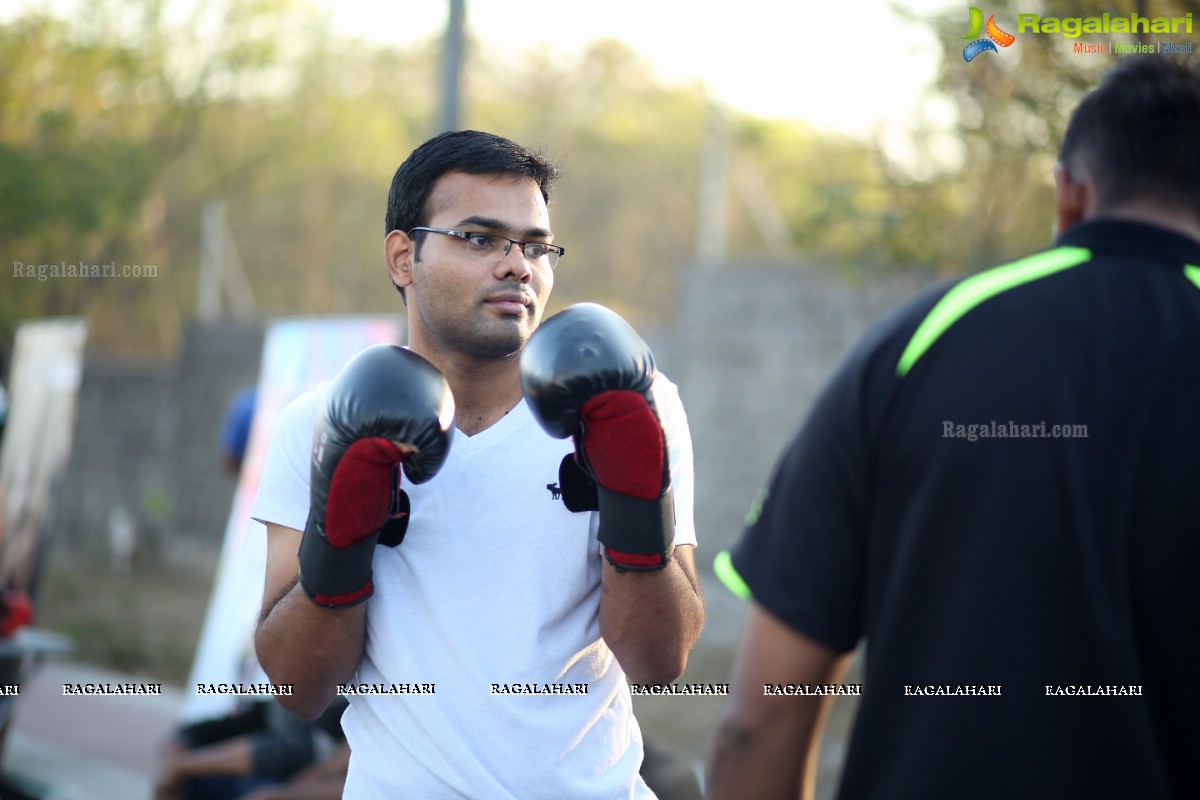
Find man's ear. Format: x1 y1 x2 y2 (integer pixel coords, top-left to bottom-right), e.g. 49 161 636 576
1054 162 1091 237
385 230 415 291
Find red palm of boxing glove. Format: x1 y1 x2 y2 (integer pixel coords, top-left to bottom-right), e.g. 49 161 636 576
322 438 408 548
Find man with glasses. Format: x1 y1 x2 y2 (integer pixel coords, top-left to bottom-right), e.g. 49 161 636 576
252 129 704 798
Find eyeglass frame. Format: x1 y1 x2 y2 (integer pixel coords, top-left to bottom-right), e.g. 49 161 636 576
407 226 565 269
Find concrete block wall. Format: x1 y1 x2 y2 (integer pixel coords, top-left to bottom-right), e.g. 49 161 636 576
170 321 265 564
666 262 927 563
56 359 173 561
55 321 264 570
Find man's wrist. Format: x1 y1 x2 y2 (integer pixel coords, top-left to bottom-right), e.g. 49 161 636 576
597 486 675 571
297 526 376 606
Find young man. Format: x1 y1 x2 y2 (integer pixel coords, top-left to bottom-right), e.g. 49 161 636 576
253 130 704 797
709 57 1200 799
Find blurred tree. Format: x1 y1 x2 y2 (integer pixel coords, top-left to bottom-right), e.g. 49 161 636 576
471 39 906 323
1 8 177 351
887 0 1200 276
470 39 710 326
11 0 1112 354
729 118 895 274
187 35 437 321
0 0 302 354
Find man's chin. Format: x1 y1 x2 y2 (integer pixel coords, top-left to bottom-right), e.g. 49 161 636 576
467 327 528 360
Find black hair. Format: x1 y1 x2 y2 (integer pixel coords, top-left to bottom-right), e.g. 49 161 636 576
1059 57 1200 222
385 130 561 302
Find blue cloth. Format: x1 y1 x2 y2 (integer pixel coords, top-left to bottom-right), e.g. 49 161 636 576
220 387 257 464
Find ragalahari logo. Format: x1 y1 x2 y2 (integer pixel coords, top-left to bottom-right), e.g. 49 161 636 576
962 7 1016 61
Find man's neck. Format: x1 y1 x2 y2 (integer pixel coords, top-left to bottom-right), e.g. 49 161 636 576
1092 203 1200 244
411 345 524 437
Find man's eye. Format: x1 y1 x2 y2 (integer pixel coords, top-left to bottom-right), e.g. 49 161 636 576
524 244 548 259
466 233 494 248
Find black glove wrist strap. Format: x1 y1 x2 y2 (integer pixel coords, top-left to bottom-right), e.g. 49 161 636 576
596 486 675 572
297 517 377 607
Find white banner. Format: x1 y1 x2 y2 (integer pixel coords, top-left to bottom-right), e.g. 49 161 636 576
181 316 400 722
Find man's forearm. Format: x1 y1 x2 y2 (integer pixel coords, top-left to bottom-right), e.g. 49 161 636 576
599 547 705 685
255 576 366 719
706 605 849 800
708 707 818 800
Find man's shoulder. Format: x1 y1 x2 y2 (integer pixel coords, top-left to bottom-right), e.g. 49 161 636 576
650 369 681 397
830 277 959 388
649 370 687 418
284 384 328 413
270 384 330 442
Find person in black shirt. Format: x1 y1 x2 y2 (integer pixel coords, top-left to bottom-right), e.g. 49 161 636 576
707 56 1200 800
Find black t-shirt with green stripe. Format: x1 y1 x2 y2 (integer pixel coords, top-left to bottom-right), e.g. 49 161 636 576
727 219 1200 799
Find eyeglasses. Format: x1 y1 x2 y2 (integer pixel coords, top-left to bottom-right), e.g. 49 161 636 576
408 227 565 269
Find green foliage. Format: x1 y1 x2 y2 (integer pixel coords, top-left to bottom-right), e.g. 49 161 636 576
471 39 710 322
733 117 894 272
0 0 285 353
891 0 1200 275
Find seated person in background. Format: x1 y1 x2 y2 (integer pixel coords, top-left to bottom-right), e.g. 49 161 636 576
239 740 351 800
154 696 346 800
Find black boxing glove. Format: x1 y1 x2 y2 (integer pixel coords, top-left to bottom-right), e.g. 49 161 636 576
298 345 455 606
520 303 674 571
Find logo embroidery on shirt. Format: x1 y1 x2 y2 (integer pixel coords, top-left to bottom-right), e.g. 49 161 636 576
546 483 562 500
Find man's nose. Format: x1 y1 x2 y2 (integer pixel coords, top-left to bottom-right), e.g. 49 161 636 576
497 241 532 280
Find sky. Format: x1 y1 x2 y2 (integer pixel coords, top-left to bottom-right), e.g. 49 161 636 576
319 0 962 137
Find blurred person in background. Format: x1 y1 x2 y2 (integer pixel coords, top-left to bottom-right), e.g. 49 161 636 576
708 56 1200 800
238 738 350 800
221 386 258 477
238 739 351 800
154 696 347 800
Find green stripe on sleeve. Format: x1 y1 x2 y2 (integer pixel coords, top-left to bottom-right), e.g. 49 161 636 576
1184 264 1200 290
896 247 1091 377
714 550 752 601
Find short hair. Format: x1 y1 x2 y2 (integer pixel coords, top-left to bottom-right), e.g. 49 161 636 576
1059 57 1200 222
384 130 561 302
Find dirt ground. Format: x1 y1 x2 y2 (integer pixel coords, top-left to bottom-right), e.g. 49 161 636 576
38 558 215 686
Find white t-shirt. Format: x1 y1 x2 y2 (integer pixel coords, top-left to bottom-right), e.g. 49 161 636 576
251 368 697 799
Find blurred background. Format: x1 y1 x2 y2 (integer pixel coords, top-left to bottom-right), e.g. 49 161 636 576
1 0 1194 797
